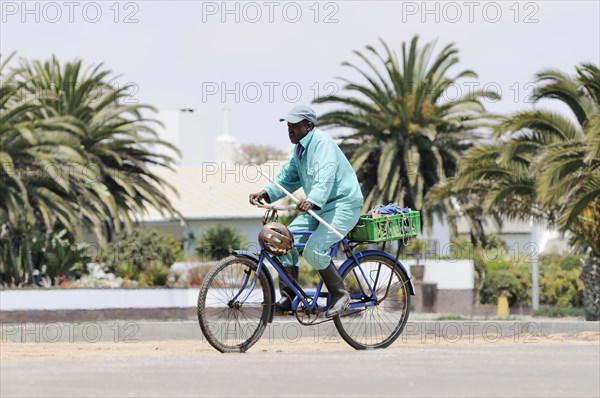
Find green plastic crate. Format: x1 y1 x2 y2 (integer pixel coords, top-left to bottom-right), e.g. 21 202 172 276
347 211 421 243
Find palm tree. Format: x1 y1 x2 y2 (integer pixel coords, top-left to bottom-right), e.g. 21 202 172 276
15 56 182 244
434 63 600 320
1 54 34 232
1 54 87 283
1 54 182 285
314 36 497 235
1 53 34 283
534 64 600 320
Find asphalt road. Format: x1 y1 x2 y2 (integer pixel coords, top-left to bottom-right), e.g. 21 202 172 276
2 343 599 397
3 319 599 343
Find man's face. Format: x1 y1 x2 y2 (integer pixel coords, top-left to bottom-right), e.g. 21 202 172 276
287 120 312 144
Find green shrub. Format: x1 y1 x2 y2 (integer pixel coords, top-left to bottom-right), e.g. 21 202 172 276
479 250 588 309
43 230 92 282
481 255 585 308
139 261 170 286
539 254 562 268
100 229 183 275
480 268 532 306
558 255 584 271
195 225 245 260
539 268 584 307
0 228 92 286
540 254 583 271
486 258 518 272
115 262 139 280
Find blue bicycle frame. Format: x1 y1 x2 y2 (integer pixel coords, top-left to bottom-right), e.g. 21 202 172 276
232 230 415 319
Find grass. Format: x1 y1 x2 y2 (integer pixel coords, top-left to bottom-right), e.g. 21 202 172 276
532 306 585 318
435 315 469 321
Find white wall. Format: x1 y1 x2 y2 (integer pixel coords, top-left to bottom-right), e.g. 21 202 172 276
404 259 475 290
0 289 199 311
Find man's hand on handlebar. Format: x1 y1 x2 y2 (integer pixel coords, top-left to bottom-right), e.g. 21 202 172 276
296 199 314 213
249 191 312 212
249 190 268 205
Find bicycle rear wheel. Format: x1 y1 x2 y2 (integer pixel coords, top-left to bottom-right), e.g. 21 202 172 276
197 256 273 353
334 254 410 349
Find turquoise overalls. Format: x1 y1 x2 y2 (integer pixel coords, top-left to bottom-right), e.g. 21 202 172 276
264 128 364 270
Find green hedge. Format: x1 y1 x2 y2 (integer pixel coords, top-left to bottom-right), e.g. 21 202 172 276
480 267 532 306
100 229 183 285
539 268 584 307
532 306 585 318
480 254 585 307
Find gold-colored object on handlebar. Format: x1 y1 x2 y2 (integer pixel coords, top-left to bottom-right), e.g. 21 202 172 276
262 209 279 225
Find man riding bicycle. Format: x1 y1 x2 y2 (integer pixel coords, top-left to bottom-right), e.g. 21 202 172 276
249 105 364 317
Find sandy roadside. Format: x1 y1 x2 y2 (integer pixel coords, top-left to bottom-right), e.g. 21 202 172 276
1 332 598 362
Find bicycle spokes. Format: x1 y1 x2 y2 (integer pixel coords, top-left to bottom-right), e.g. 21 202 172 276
197 256 272 353
334 254 411 349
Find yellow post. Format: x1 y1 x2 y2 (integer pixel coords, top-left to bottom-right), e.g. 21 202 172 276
497 289 509 317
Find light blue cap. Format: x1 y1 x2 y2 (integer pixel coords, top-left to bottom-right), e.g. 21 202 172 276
279 105 317 125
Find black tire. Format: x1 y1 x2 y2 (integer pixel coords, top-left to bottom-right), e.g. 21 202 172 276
333 254 411 350
197 256 273 353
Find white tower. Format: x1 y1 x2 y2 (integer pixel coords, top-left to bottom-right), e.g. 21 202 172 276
215 108 241 165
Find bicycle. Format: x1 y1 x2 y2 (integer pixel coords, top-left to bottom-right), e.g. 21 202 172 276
197 202 417 352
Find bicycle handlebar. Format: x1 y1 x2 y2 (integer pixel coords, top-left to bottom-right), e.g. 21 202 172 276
251 199 297 211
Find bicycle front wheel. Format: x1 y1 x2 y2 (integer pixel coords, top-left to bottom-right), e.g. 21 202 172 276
334 254 411 350
197 256 273 353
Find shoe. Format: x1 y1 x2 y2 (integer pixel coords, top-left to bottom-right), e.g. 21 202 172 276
275 266 299 313
319 262 350 317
